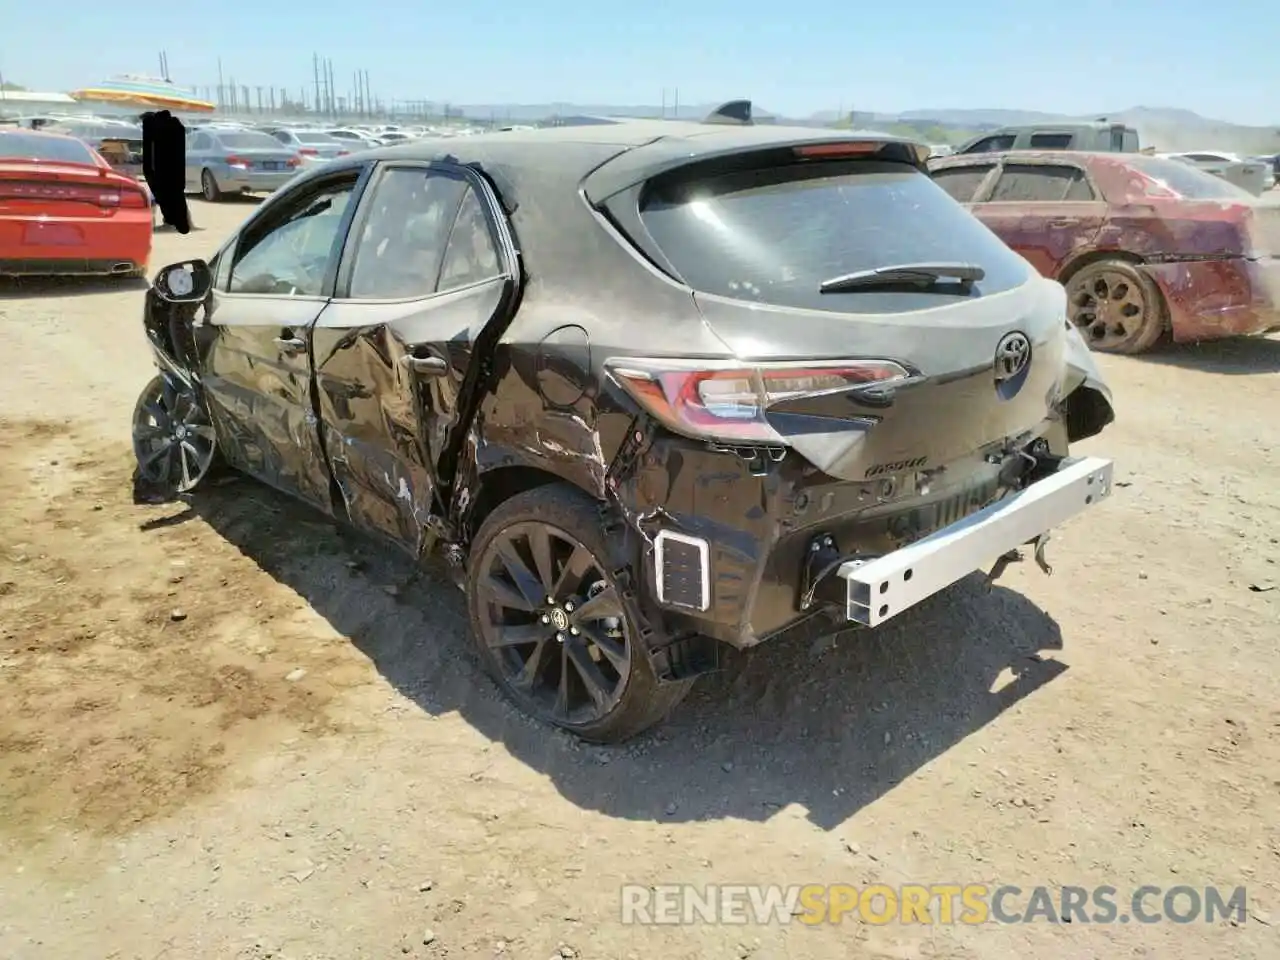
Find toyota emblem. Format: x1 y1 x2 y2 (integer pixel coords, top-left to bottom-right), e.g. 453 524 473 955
994 331 1032 383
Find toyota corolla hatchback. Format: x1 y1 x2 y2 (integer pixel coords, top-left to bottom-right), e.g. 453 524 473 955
133 105 1116 742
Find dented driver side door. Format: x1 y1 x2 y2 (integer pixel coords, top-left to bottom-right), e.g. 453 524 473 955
200 168 368 512
309 161 515 555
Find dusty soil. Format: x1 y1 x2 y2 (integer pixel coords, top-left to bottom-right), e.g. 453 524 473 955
0 199 1277 960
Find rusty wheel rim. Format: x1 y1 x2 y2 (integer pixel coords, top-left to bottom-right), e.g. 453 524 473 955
1069 269 1148 350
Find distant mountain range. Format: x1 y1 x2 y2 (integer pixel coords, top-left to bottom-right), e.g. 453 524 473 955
453 102 1280 153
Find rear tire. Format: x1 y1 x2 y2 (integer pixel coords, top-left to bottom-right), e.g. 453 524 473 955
1065 259 1166 355
466 484 694 743
201 169 222 203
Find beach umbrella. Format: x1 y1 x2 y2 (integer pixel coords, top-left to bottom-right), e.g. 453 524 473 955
70 76 215 113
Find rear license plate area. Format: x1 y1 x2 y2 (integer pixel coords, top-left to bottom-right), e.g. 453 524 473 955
260 161 280 171
23 223 85 246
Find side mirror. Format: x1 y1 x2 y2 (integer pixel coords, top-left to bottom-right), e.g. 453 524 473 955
152 260 212 303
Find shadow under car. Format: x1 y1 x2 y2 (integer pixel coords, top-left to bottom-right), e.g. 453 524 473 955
136 474 1068 832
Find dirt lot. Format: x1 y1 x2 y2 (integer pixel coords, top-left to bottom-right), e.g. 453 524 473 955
0 198 1277 960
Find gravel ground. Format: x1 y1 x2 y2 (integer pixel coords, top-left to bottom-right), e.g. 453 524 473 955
0 197 1277 960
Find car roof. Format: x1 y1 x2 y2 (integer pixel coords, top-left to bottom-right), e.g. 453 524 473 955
0 127 83 142
344 120 930 201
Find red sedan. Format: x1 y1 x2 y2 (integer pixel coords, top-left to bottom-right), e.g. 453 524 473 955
929 150 1280 353
0 129 153 279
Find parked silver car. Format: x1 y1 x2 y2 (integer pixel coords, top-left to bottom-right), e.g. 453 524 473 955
185 128 302 201
1158 151 1271 196
265 128 352 169
325 128 380 151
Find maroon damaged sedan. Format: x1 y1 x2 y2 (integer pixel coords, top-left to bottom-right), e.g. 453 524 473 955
929 150 1280 354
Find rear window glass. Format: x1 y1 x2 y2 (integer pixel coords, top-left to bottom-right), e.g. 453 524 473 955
638 160 1031 313
296 132 339 144
215 132 283 150
931 164 994 202
0 132 95 164
1126 157 1252 200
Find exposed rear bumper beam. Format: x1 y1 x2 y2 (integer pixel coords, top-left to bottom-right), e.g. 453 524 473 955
838 455 1113 626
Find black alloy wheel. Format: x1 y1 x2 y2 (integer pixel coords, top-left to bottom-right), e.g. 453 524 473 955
467 485 693 742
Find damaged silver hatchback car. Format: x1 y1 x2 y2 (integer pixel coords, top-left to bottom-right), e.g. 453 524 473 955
132 104 1116 742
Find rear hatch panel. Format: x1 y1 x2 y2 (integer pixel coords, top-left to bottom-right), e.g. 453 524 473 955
593 144 1080 482
693 281 1069 480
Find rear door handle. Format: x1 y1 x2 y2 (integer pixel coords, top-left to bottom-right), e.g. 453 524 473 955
403 355 448 376
274 336 306 354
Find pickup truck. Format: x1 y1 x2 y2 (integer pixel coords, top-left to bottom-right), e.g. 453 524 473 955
955 121 1140 155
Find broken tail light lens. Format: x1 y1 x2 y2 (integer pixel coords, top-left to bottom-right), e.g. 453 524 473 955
606 358 910 443
224 155 251 169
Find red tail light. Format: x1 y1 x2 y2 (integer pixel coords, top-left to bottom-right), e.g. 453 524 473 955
225 155 251 168
794 142 884 159
0 179 148 209
286 156 301 168
298 148 318 156
336 150 349 156
606 358 910 443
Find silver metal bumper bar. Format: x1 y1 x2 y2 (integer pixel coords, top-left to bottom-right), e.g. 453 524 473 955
838 455 1114 626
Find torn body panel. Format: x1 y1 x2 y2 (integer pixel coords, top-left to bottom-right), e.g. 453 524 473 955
310 281 505 556
610 428 1035 647
196 294 334 513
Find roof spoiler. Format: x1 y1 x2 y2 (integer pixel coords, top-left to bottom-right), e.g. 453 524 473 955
704 99 753 126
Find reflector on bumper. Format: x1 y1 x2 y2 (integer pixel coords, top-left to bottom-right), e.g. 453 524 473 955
839 456 1113 626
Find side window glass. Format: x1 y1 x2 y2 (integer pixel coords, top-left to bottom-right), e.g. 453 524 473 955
1029 133 1074 149
931 165 994 202
964 134 1016 154
990 164 1083 202
347 168 468 299
228 177 357 296
437 186 503 292
1063 170 1095 201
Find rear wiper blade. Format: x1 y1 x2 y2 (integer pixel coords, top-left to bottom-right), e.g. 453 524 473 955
819 262 986 293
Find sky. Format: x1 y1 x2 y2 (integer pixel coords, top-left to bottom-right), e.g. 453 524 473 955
2 0 1277 124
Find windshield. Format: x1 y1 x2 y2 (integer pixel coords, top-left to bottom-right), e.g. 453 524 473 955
1128 157 1253 200
0 131 97 164
215 132 284 150
638 160 1032 313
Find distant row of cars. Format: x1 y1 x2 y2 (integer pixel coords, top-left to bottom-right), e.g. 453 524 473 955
5 110 1280 359
180 121 459 201
0 114 481 277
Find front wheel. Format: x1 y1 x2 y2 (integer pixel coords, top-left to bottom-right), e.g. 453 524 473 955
131 373 221 493
466 484 694 743
1065 259 1167 355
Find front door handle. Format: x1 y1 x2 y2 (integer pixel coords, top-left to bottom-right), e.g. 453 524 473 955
1047 219 1080 228
274 335 306 354
403 355 448 376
